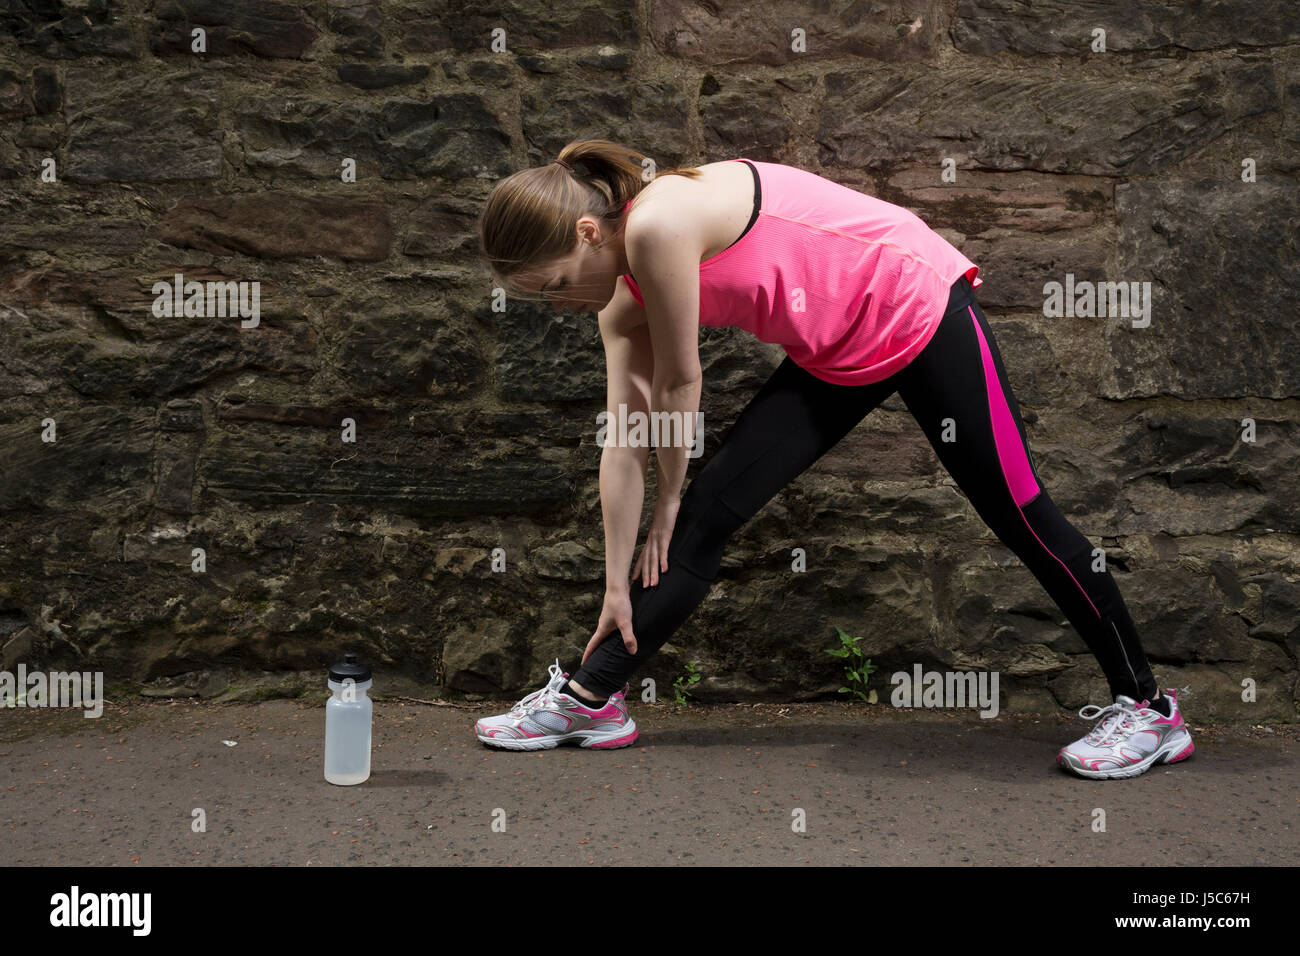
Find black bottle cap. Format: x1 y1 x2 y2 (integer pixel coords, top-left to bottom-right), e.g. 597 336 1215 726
329 652 371 683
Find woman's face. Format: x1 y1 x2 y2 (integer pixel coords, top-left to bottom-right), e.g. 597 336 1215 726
516 216 625 314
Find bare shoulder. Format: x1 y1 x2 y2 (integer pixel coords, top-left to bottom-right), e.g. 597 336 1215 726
624 165 725 242
625 161 745 267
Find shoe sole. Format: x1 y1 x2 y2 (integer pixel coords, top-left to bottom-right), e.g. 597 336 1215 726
1057 728 1194 779
476 722 639 751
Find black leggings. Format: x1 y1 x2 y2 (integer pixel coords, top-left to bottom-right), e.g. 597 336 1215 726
572 276 1157 704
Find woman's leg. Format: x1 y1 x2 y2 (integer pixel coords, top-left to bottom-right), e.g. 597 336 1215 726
571 356 899 698
892 279 1158 702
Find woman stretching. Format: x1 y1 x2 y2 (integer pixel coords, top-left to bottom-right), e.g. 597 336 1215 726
473 139 1194 779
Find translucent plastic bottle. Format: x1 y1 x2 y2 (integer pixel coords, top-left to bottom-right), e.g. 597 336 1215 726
324 653 372 786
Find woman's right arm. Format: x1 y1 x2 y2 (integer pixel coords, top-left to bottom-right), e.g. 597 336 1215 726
597 282 655 598
580 280 654 664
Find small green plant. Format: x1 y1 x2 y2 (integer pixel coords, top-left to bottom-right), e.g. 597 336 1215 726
2 689 28 708
672 660 702 706
825 625 877 703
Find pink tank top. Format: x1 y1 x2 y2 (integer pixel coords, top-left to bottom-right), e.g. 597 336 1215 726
621 159 981 385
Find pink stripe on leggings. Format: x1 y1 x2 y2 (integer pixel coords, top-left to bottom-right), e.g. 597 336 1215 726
969 306 1039 507
968 305 1101 619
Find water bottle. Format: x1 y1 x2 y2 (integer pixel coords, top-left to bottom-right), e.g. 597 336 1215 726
324 652 372 786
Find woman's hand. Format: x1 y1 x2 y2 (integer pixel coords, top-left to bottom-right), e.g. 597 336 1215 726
582 588 636 665
633 495 681 588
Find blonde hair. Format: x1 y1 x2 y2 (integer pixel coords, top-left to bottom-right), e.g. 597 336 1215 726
477 138 702 300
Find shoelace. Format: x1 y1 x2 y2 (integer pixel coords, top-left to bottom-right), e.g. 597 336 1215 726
1077 700 1141 746
1097 714 1140 747
506 688 544 717
508 661 566 718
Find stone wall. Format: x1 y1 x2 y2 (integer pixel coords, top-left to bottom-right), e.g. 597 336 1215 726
0 1 1296 718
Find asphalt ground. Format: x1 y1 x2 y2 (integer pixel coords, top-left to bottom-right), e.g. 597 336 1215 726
3 697 1296 867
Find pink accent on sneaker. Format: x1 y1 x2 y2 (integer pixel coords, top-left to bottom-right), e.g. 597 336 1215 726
588 729 640 749
483 725 546 739
1167 739 1195 762
575 700 622 719
1139 695 1180 725
1083 750 1141 771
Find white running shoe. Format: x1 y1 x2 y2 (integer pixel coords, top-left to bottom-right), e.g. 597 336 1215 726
1057 688 1194 779
474 660 639 751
